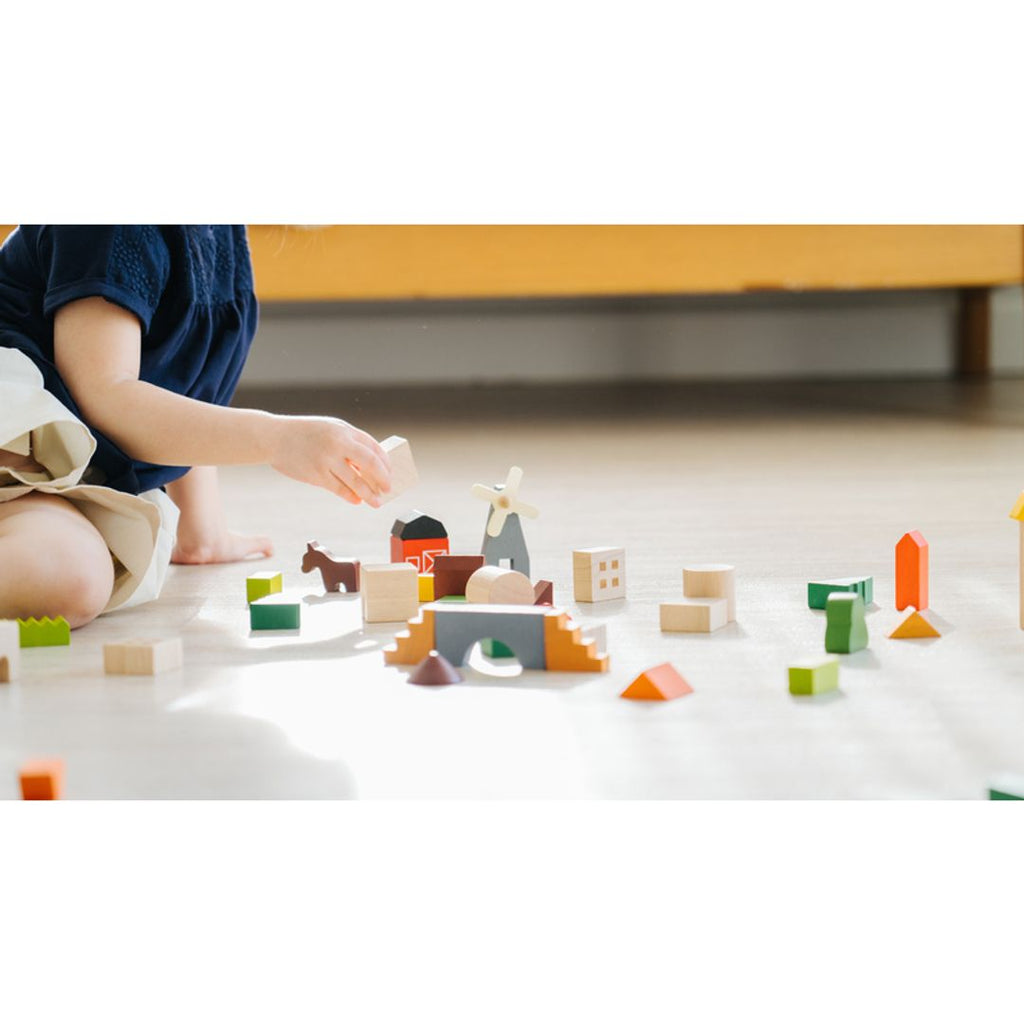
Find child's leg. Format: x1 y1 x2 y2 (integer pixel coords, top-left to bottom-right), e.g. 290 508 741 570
0 493 115 628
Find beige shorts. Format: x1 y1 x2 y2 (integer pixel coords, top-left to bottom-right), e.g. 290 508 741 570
0 346 179 613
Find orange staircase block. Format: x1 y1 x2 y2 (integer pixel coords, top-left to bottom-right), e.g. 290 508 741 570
384 609 436 666
621 663 693 701
543 611 609 672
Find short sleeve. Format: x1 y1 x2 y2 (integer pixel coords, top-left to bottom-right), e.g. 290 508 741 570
36 225 171 333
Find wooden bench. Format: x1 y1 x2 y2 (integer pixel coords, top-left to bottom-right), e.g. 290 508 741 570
5 225 1021 375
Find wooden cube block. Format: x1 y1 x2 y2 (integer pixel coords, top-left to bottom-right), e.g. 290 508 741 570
249 596 302 631
377 435 419 505
0 620 20 682
362 563 419 622
572 547 626 602
659 597 728 633
20 759 64 800
682 564 736 622
788 656 840 695
246 571 283 605
104 638 184 676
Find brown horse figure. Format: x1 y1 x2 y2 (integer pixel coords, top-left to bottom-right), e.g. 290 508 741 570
301 542 361 593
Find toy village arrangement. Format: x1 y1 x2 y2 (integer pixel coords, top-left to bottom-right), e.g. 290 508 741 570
5 436 1024 801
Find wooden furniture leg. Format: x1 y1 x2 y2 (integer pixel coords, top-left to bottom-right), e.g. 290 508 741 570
956 286 991 377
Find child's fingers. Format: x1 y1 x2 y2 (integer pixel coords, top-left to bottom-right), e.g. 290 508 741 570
326 469 369 506
344 443 392 494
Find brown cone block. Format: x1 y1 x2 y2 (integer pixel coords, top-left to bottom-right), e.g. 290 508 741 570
409 650 463 686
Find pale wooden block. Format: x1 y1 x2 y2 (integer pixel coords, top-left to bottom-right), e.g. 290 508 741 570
572 546 626 602
377 435 419 505
683 564 736 622
362 563 419 622
0 620 20 682
660 597 728 633
104 638 183 676
464 566 535 605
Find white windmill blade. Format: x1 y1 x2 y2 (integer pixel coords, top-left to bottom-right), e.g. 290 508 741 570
471 482 501 503
509 498 539 520
504 465 524 495
486 505 511 538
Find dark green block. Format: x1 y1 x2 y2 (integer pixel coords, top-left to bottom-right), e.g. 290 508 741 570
250 599 301 630
481 638 515 658
824 593 868 654
808 576 873 610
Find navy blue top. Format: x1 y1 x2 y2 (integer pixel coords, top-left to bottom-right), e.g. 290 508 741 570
0 225 258 494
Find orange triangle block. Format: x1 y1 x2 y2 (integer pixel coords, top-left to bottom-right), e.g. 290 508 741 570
620 662 693 701
889 609 941 639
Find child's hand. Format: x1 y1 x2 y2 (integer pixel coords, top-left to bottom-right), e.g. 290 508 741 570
269 416 392 507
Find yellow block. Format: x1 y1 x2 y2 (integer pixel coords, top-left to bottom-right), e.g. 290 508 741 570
889 610 941 639
418 573 435 602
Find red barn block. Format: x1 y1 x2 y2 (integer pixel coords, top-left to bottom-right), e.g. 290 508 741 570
895 530 928 611
390 511 449 573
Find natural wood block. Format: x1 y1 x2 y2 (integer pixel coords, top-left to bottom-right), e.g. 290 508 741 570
0 620 20 682
572 547 626 602
683 564 736 621
19 759 64 800
464 566 534 605
660 598 728 633
104 638 184 676
377 435 419 505
362 563 419 622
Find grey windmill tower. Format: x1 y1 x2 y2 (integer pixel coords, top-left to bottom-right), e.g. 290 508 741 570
471 466 539 578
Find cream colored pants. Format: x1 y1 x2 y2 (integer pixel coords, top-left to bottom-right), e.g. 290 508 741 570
0 347 179 613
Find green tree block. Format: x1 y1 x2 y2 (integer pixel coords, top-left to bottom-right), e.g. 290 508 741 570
249 598 301 631
481 638 515 658
788 656 840 695
18 616 71 647
247 571 283 604
988 773 1024 799
824 593 868 654
808 576 873 610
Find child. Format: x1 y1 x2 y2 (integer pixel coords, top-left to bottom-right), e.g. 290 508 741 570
0 225 392 628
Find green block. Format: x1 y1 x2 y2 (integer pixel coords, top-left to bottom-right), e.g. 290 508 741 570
824 593 868 654
18 616 71 647
808 576 873 610
481 638 515 658
438 595 467 603
788 656 840 695
249 598 301 631
988 774 1024 800
247 571 283 605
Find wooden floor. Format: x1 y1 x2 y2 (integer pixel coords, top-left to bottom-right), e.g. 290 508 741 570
4 377 1024 798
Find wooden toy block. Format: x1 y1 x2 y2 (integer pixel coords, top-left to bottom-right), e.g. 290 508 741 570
103 638 184 676
385 609 437 666
376 435 419 505
573 547 626 603
0 620 20 682
660 598 728 633
807 576 873 610
385 603 607 672
824 593 868 654
409 651 463 686
301 543 360 593
18 616 70 647
246 571 283 604
481 638 516 658
390 511 449 572
249 596 302 631
472 466 539 577
988 773 1024 799
361 563 419 623
889 609 941 639
682 564 736 621
788 656 840 696
533 580 554 606
432 554 485 599
620 663 693 701
19 759 64 800
895 531 928 611
464 566 535 605
1009 492 1024 629
418 573 435 602
543 611 609 672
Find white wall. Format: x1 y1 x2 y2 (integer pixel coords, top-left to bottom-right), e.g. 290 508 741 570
242 286 1024 386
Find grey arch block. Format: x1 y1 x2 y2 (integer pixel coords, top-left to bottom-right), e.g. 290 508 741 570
431 604 549 669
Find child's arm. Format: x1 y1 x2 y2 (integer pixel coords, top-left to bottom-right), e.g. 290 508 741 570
166 466 274 564
53 297 392 506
